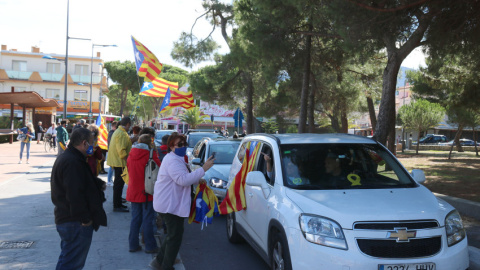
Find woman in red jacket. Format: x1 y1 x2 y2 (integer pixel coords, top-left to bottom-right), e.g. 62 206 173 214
126 134 161 253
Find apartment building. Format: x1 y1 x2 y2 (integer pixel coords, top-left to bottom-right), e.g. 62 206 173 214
0 45 108 126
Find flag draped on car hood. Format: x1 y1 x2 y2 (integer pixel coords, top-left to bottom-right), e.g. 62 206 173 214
219 141 261 215
189 183 219 227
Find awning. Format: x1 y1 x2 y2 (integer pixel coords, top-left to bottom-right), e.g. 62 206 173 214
0 91 61 108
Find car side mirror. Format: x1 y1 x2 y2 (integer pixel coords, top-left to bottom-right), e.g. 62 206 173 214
192 158 202 166
246 171 271 198
411 169 426 184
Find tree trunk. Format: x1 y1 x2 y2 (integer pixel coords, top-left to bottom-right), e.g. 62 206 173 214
308 73 316 133
449 125 464 159
474 127 479 156
340 99 348 133
454 125 464 152
245 75 254 134
298 24 312 133
367 96 376 133
416 129 421 155
374 53 402 145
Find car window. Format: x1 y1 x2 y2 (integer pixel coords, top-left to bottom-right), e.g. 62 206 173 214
154 130 173 145
237 142 248 163
279 143 416 190
187 133 222 147
256 144 274 185
192 139 205 158
208 142 240 164
199 144 207 161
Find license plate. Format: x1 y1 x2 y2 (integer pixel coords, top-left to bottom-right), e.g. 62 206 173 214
378 263 435 270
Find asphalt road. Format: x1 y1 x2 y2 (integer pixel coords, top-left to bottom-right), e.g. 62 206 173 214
180 215 269 270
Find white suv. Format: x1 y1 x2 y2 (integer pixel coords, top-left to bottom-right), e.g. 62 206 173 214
226 133 469 270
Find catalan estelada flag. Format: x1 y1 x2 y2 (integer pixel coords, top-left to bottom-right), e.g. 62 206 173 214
188 183 219 228
131 36 163 82
140 77 179 97
159 87 195 113
95 114 108 150
218 141 262 215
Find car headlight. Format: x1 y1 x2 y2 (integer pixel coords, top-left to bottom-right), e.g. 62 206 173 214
445 210 466 246
209 177 228 189
299 214 347 250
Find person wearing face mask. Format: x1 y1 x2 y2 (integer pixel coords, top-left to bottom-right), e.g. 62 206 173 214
107 117 133 212
51 128 107 270
149 132 215 270
86 125 104 176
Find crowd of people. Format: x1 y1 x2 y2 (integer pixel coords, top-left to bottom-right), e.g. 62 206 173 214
49 117 217 270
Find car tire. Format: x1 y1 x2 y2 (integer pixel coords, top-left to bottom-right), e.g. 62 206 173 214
226 213 243 243
270 231 292 270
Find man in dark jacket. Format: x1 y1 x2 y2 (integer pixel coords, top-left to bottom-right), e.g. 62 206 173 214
51 128 107 270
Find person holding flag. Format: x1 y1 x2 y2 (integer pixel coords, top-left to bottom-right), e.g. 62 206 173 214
150 132 215 270
96 114 109 174
56 120 69 156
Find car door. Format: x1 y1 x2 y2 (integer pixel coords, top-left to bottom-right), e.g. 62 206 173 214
242 142 273 249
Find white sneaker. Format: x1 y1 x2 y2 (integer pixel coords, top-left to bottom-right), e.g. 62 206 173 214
26 161 30 164
18 160 22 164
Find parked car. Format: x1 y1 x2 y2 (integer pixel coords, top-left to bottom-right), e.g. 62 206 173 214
190 138 241 201
226 133 469 270
153 129 175 147
186 132 223 159
439 138 479 146
415 134 448 145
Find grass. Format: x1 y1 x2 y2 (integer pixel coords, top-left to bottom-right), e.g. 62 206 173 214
397 150 480 203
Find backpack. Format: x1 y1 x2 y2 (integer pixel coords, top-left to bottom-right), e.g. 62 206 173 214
145 149 160 195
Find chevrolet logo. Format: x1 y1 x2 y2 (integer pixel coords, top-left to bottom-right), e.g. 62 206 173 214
387 228 416 242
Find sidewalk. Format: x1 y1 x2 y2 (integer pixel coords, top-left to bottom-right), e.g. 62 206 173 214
0 142 184 270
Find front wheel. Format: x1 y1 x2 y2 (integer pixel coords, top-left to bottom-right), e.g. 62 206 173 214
270 231 292 270
226 213 243 243
44 139 49 152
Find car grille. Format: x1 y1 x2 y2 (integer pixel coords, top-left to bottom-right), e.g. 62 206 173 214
357 237 441 258
354 220 439 230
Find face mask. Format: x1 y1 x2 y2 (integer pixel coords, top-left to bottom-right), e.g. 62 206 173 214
174 146 187 157
86 142 93 155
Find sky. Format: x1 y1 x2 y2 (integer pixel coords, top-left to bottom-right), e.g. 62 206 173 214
0 0 425 71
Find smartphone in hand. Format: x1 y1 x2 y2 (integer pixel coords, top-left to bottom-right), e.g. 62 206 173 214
211 152 216 159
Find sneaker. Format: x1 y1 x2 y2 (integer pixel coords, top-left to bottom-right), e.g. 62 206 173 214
26 161 30 164
106 182 113 186
18 160 22 164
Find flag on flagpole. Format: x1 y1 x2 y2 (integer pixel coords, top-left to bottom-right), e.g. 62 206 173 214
218 141 262 215
95 114 108 150
140 77 179 97
159 87 195 113
131 36 163 81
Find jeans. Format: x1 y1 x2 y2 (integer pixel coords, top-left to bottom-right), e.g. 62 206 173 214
113 167 126 208
19 142 30 160
107 166 114 183
129 202 157 251
155 213 184 270
56 221 94 270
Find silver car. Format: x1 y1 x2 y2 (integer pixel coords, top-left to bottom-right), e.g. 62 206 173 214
190 138 241 201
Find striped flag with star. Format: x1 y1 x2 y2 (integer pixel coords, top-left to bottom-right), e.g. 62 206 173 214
218 141 262 215
95 114 108 150
159 87 195 113
140 77 179 97
131 36 163 81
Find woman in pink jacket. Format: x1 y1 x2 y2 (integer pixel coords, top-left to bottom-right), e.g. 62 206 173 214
150 132 214 270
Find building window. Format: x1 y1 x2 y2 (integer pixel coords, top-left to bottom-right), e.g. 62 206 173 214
12 60 27 71
74 90 88 101
47 63 61 73
14 86 27 92
46 89 60 99
75 65 89 76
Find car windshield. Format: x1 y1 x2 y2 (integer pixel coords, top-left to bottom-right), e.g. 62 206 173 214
188 133 222 147
154 131 173 146
279 143 416 190
208 142 240 164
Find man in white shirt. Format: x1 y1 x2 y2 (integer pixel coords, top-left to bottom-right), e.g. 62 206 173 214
46 123 57 148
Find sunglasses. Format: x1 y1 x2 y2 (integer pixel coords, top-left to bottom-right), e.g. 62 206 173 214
175 142 186 147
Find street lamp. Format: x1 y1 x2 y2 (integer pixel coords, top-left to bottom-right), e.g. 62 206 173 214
89 44 116 123
64 0 90 121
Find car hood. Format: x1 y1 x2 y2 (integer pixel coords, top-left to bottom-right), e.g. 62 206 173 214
204 164 231 181
285 185 453 229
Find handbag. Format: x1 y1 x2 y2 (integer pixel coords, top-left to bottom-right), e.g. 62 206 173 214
121 166 129 185
17 134 26 141
145 149 159 195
